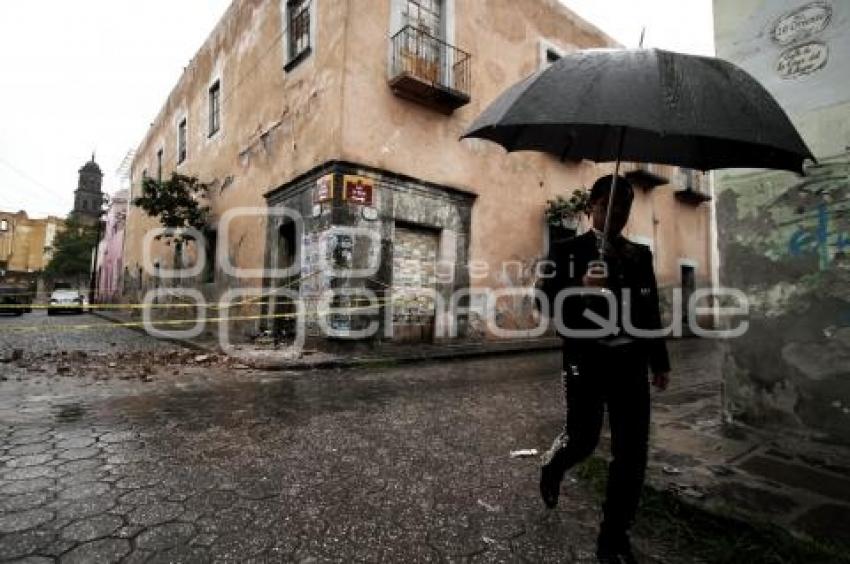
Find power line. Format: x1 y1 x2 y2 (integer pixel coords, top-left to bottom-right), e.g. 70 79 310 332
0 155 70 203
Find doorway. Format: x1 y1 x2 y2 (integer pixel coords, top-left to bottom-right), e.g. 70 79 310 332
272 221 299 339
681 263 696 325
392 221 440 343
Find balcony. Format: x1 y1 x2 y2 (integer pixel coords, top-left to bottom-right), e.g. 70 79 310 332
675 188 712 205
389 25 471 114
674 169 712 205
625 164 668 190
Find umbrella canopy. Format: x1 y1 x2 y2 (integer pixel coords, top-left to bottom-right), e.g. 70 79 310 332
462 48 813 174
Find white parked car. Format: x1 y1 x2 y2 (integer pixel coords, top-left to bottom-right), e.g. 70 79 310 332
47 290 87 315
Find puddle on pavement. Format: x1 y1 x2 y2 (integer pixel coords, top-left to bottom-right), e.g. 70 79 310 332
54 401 87 422
102 352 560 430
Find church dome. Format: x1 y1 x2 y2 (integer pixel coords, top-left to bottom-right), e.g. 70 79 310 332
79 154 103 176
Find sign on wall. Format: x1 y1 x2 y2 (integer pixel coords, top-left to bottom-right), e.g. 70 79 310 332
314 174 334 203
342 175 374 206
717 0 849 114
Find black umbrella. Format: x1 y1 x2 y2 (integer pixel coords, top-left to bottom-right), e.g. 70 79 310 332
462 48 814 255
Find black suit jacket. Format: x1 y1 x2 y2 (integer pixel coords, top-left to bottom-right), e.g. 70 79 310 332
539 231 670 375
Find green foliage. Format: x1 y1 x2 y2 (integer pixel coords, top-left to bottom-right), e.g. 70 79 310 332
545 189 589 226
44 215 99 280
132 173 210 242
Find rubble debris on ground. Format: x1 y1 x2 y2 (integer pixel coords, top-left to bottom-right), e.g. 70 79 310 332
0 348 257 383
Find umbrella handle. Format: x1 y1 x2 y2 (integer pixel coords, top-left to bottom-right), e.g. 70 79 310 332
599 127 626 259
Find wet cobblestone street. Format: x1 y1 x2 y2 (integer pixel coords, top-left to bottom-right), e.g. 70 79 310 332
0 335 709 563
0 312 179 358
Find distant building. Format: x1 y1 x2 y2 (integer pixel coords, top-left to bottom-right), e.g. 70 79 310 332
0 210 64 284
95 190 129 303
71 154 105 226
124 0 714 345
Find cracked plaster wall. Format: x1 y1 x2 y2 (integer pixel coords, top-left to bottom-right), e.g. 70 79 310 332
714 0 850 443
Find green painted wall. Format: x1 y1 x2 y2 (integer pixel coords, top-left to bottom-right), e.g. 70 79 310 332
714 0 850 443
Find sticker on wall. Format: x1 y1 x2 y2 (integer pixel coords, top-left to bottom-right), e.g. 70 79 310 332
312 204 322 218
776 41 828 79
342 175 374 206
771 2 832 46
361 206 378 221
314 173 334 203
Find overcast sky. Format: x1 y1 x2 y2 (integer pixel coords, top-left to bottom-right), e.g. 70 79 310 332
0 1 714 219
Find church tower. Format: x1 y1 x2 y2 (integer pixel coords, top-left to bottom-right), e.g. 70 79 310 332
72 153 104 226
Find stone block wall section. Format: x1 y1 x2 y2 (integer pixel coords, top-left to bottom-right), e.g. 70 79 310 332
264 160 474 347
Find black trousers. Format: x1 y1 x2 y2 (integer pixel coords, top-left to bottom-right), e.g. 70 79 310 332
546 341 651 535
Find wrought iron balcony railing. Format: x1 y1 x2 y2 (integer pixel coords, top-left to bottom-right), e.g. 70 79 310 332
389 24 471 113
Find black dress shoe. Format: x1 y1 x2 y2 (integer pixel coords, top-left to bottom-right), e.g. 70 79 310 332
596 532 638 564
539 463 562 508
595 549 621 564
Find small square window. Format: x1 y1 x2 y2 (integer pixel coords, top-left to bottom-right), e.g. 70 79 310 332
177 118 187 164
209 81 221 136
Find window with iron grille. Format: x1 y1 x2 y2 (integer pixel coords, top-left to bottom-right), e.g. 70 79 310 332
177 118 187 164
285 0 311 70
209 81 221 136
400 0 445 84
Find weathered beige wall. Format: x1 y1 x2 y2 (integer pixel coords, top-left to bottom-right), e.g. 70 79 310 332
339 0 616 292
634 168 713 289
339 0 712 294
125 0 348 292
0 210 63 275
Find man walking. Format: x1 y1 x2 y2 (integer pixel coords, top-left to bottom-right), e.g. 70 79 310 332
538 174 670 563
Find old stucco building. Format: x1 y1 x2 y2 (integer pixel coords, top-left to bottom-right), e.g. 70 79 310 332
95 189 129 304
123 0 714 346
714 0 850 444
0 210 63 285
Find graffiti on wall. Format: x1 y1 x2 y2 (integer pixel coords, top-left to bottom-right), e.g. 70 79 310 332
712 0 850 442
780 160 850 269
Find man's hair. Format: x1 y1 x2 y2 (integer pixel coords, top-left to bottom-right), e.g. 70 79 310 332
588 174 634 206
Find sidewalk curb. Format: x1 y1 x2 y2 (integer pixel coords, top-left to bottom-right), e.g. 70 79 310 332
90 309 212 354
250 338 562 371
90 308 562 370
